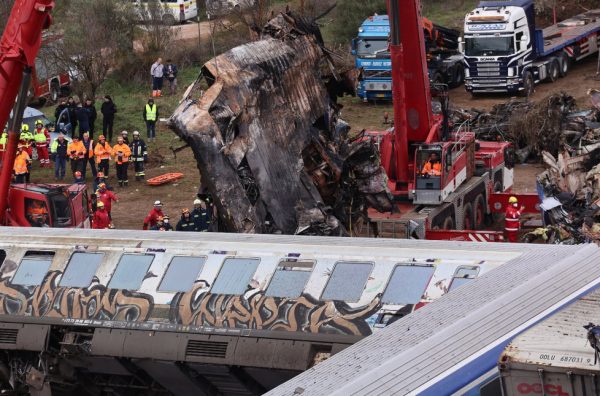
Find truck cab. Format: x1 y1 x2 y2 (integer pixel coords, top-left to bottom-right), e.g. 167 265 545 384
6 184 89 228
352 15 392 101
462 0 535 95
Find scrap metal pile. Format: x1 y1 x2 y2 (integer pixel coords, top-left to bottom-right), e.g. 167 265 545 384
455 92 600 244
169 11 393 235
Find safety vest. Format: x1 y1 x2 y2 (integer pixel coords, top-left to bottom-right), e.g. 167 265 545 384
68 141 85 160
505 206 521 232
20 132 33 147
33 131 47 145
145 104 157 121
13 151 30 174
0 133 6 152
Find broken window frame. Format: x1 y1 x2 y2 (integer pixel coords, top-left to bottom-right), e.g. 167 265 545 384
210 257 261 295
381 264 435 305
321 261 374 303
265 259 315 298
448 265 480 292
158 255 207 293
59 252 104 288
11 250 55 287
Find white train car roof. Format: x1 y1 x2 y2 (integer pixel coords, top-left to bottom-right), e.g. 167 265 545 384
268 242 600 396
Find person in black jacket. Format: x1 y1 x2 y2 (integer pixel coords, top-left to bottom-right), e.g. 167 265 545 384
84 99 97 138
101 95 117 142
164 59 178 96
76 104 90 138
54 99 67 123
67 96 78 131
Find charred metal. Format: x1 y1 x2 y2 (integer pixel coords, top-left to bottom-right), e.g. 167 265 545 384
169 12 393 235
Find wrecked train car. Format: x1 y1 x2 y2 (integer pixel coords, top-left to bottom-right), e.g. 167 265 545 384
169 12 393 235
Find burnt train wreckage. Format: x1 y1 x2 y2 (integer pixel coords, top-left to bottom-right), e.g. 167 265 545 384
0 228 521 395
169 12 393 235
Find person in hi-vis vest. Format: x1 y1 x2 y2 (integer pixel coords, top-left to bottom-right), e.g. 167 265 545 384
143 98 158 142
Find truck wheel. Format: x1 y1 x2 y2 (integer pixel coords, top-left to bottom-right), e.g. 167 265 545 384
463 203 474 230
473 194 485 230
559 53 570 77
451 66 464 88
547 59 559 82
162 13 176 25
442 216 454 230
50 81 59 103
519 71 534 98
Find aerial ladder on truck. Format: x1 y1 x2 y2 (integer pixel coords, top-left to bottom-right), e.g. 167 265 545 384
363 0 539 242
0 0 89 228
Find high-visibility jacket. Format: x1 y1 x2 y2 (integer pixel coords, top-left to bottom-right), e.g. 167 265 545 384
13 151 30 175
145 104 157 121
67 140 85 160
422 161 442 176
94 142 112 162
33 129 50 146
0 132 6 152
51 138 70 158
130 139 147 161
92 209 111 229
112 143 131 164
19 131 33 147
97 189 118 213
505 205 522 232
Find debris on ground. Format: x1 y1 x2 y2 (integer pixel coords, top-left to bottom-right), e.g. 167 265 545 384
452 92 600 162
169 11 393 235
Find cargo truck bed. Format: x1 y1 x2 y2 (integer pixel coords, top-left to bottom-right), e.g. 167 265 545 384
542 9 600 56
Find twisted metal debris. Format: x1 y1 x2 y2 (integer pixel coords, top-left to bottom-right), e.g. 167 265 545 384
169 11 393 235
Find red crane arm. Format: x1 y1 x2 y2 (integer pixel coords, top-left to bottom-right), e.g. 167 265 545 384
0 0 54 224
388 0 434 188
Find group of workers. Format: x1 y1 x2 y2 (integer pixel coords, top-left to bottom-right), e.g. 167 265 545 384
138 199 212 232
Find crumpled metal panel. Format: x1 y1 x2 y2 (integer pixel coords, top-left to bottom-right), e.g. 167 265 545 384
169 12 392 234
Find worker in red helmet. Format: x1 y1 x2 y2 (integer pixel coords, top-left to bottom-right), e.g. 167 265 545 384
92 201 111 229
143 200 164 230
96 183 118 219
73 171 84 185
505 196 524 243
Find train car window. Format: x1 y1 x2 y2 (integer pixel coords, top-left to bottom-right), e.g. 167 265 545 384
158 256 206 292
449 266 480 292
11 251 55 286
382 264 435 305
59 252 104 288
321 262 373 302
265 260 314 298
108 254 155 290
210 258 260 295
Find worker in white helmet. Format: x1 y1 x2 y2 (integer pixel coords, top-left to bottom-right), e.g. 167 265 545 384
143 200 164 230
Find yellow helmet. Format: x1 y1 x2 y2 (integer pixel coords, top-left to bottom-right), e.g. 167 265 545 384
35 119 43 126
508 196 518 204
21 124 29 132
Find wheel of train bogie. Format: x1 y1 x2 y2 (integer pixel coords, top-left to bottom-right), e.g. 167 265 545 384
442 216 454 230
473 194 485 230
463 203 474 230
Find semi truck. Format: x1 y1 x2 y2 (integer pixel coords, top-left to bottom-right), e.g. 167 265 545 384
462 0 600 96
498 286 600 396
352 15 464 101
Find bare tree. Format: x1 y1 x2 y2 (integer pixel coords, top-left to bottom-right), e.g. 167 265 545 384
49 0 136 99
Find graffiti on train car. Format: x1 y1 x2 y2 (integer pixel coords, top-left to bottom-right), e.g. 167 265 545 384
0 271 154 321
169 283 382 336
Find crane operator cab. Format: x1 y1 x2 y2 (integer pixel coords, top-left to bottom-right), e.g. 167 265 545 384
415 145 449 205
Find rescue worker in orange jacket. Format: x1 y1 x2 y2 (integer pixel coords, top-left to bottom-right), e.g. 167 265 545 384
422 152 442 176
112 136 131 187
505 196 524 243
67 136 86 174
32 119 50 168
92 200 111 229
13 144 31 183
94 135 112 176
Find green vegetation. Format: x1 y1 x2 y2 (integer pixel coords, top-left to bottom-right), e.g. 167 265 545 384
422 0 479 29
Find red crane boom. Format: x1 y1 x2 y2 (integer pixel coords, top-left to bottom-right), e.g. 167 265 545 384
0 0 54 224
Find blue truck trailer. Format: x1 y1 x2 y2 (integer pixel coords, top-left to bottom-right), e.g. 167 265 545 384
352 15 464 101
462 0 600 96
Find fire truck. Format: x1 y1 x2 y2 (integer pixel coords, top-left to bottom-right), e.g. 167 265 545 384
0 0 89 228
365 0 539 242
30 33 70 104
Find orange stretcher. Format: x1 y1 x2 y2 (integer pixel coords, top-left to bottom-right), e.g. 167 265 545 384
147 173 184 186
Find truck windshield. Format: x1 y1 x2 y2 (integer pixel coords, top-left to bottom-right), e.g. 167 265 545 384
48 193 72 228
465 36 514 56
357 39 389 57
